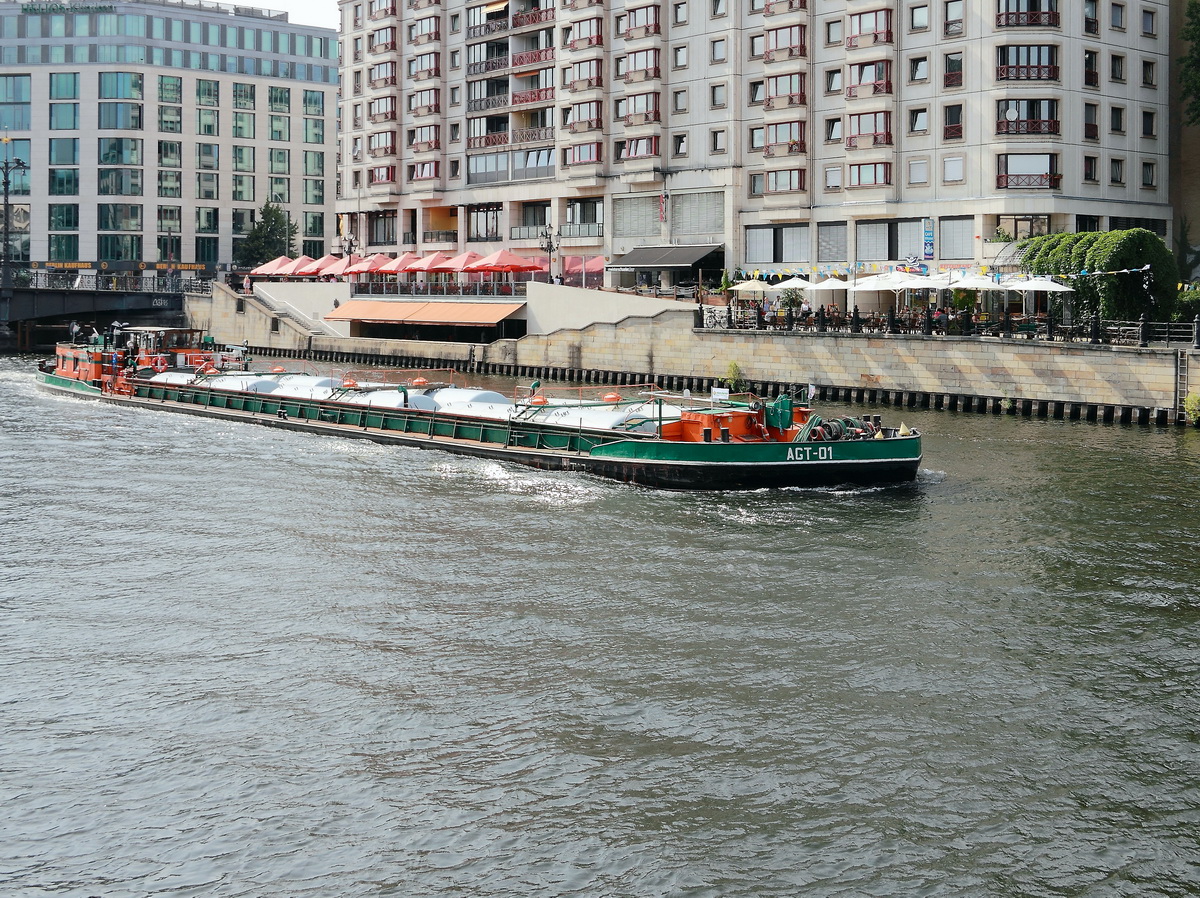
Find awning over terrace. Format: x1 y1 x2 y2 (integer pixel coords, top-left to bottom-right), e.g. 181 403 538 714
325 300 525 326
612 244 722 269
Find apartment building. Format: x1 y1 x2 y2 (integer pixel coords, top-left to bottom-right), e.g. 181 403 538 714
336 0 1174 283
0 0 339 274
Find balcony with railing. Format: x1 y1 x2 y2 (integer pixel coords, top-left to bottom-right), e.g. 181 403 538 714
1084 122 1098 139
411 66 441 80
410 139 441 152
512 86 554 105
369 110 398 122
370 3 396 18
996 64 1059 81
567 34 602 50
467 132 510 148
512 47 555 67
1084 16 1099 33
764 44 805 62
944 70 963 88
467 18 509 38
996 11 1059 26
423 230 457 242
411 29 440 45
369 75 397 88
995 118 1059 135
467 94 510 111
411 102 441 115
566 116 602 133
622 110 660 126
369 144 397 156
944 123 963 139
845 131 892 148
560 221 602 237
512 125 554 143
509 225 544 240
406 0 438 8
944 18 963 35
763 139 805 156
765 91 806 109
997 172 1061 189
467 55 510 75
569 76 603 92
623 67 660 83
845 79 892 98
512 6 554 27
764 0 805 15
845 29 892 49
622 23 661 39
369 40 396 53
1084 70 1099 87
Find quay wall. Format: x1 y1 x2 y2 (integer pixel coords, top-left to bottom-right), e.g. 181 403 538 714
190 286 1196 424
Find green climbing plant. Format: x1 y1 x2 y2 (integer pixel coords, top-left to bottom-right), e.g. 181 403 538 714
724 361 748 393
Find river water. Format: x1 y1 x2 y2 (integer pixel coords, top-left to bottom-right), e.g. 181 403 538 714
2 355 1198 897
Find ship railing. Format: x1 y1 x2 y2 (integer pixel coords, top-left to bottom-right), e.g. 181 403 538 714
513 382 661 406
339 367 459 388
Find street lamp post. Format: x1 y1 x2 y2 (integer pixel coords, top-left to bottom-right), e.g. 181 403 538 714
540 224 560 282
1 137 28 301
342 231 358 257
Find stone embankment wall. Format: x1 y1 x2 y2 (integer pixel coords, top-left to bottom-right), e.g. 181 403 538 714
191 285 1196 424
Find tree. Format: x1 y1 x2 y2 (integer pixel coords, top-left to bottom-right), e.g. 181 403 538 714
232 202 297 269
1180 0 1200 126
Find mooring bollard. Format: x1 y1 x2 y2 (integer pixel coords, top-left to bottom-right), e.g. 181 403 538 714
1139 313 1149 348
1090 311 1101 344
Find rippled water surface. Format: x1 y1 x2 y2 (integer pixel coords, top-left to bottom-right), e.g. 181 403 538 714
3 357 1199 897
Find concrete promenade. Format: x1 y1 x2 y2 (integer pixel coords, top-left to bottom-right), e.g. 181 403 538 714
190 283 1197 426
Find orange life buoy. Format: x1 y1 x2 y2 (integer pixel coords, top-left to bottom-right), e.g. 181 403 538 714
529 394 548 405
152 356 168 372
602 392 622 403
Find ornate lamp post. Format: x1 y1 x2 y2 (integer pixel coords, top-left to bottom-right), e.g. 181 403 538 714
539 224 560 281
341 230 358 257
1 136 28 301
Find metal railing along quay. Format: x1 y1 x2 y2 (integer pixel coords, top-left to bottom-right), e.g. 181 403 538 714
20 269 212 295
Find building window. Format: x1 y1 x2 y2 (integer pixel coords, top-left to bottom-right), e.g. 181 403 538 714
233 146 254 172
1141 8 1155 35
1111 3 1125 28
159 106 181 133
944 103 963 139
196 143 218 170
824 118 842 141
269 148 290 174
49 203 79 230
49 138 78 165
749 80 765 104
909 108 928 132
825 20 842 44
1111 54 1125 83
304 119 324 143
196 79 219 106
232 112 254 139
195 237 218 264
672 133 688 156
1142 60 1156 87
1083 155 1098 182
908 158 928 184
749 173 764 196
49 169 79 195
158 75 182 103
1142 161 1155 187
269 86 290 112
673 89 688 113
750 34 764 57
711 39 726 62
943 156 964 182
196 206 219 233
196 109 218 136
848 162 890 187
98 72 143 99
1142 110 1155 137
944 0 963 35
269 177 290 202
710 129 726 152
233 82 255 109
673 45 688 67
825 69 842 93
49 104 79 129
196 173 218 200
824 166 841 190
48 234 79 261
158 171 181 197
711 0 726 15
911 5 929 30
98 103 142 129
1111 106 1125 133
910 57 928 81
232 175 254 202
710 83 726 107
270 116 291 141
1110 158 1124 184
49 73 79 99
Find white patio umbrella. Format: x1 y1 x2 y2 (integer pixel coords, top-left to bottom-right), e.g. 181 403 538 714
949 274 1004 291
773 276 812 290
802 277 849 292
730 279 771 292
1008 276 1075 316
845 272 906 293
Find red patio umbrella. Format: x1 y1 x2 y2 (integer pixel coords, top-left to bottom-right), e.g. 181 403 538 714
273 255 315 277
250 255 292 276
404 252 452 272
464 249 545 273
430 250 483 272
376 252 421 274
319 254 361 278
293 253 341 277
344 252 393 275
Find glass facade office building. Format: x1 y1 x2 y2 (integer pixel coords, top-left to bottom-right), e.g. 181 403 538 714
0 0 338 272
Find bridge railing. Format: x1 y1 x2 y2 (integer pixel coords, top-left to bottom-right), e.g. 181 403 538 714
22 270 211 295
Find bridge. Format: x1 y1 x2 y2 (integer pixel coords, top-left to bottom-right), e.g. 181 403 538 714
1 271 212 351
